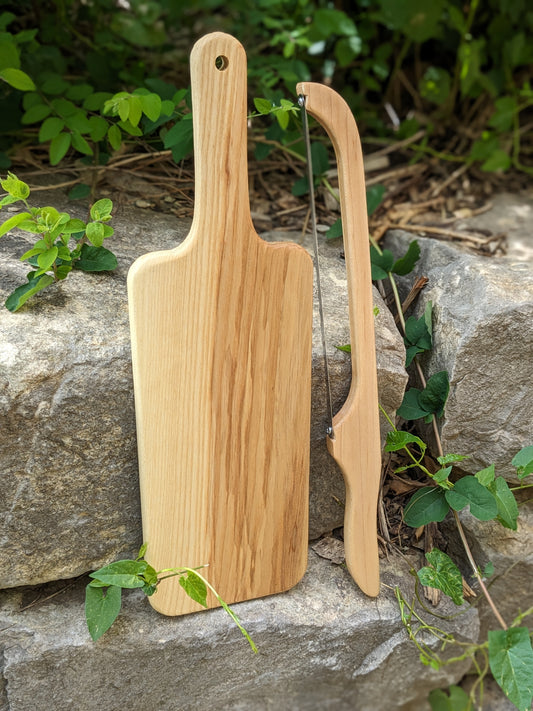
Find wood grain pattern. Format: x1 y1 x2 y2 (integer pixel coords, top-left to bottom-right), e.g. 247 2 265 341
128 33 313 615
297 82 381 597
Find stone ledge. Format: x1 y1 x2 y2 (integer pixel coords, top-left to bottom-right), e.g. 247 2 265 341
0 549 478 711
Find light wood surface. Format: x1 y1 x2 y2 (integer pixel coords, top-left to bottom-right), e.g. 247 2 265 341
297 82 381 596
128 33 313 615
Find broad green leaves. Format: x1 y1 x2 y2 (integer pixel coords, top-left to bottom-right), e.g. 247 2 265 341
85 544 257 651
445 476 498 521
0 173 117 310
370 239 420 280
512 446 533 480
403 487 450 527
417 549 464 606
397 370 450 422
429 685 471 711
404 302 432 367
489 628 533 711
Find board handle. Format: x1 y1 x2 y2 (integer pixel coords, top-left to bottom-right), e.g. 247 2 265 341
297 81 381 597
188 33 253 244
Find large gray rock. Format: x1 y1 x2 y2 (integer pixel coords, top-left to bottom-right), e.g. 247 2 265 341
0 549 478 711
0 198 406 588
382 231 533 479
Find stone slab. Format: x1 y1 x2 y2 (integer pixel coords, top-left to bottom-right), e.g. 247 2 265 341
0 549 478 711
382 230 533 480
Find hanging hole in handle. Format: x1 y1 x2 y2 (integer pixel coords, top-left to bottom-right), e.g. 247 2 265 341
215 55 229 71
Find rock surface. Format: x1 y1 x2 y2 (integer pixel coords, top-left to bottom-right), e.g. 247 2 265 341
0 198 406 588
382 231 533 479
0 549 478 711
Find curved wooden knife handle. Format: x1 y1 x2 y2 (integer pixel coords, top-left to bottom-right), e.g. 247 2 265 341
297 81 381 597
188 32 253 245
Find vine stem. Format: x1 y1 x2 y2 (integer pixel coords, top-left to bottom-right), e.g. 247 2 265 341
385 267 508 630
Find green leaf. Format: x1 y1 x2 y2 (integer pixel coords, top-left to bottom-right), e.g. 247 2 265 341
73 244 117 272
370 245 394 280
86 221 104 247
88 116 108 143
68 184 91 200
38 117 65 143
404 306 432 366
83 91 113 111
429 685 471 711
65 83 94 102
326 218 343 240
366 184 386 216
89 560 147 589
165 117 194 163
417 549 464 605
49 132 72 166
392 240 420 276
397 387 429 421
40 73 69 95
489 627 533 711
71 132 93 156
335 344 351 353
138 92 161 121
253 97 272 114
37 246 58 271
5 272 54 312
437 453 469 466
107 124 122 151
384 430 426 454
85 584 122 641
433 467 453 488
474 463 495 486
0 211 31 238
90 198 113 221
0 67 35 91
488 97 518 133
445 476 498 521
512 446 533 480
22 103 51 124
487 476 519 530
136 542 148 560
403 487 450 527
62 218 87 234
419 370 449 418
481 149 511 173
127 95 143 126
1 172 30 200
179 570 208 607
310 142 329 176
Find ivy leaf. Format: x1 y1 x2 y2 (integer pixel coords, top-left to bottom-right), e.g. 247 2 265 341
5 272 54 312
417 549 464 606
418 371 449 418
512 446 533 480
487 476 519 530
445 476 498 521
403 487 450 527
370 245 394 280
438 453 469 466
366 184 386 216
88 559 147 589
179 570 208 608
85 584 122 641
391 240 420 275
74 244 117 272
474 463 495 487
397 387 428 421
326 218 343 240
384 429 426 454
404 301 432 366
489 627 533 711
429 685 471 711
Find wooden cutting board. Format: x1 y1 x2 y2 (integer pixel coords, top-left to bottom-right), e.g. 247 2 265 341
128 32 313 615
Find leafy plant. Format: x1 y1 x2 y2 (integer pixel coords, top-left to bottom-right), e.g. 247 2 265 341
86 543 257 652
0 172 117 311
